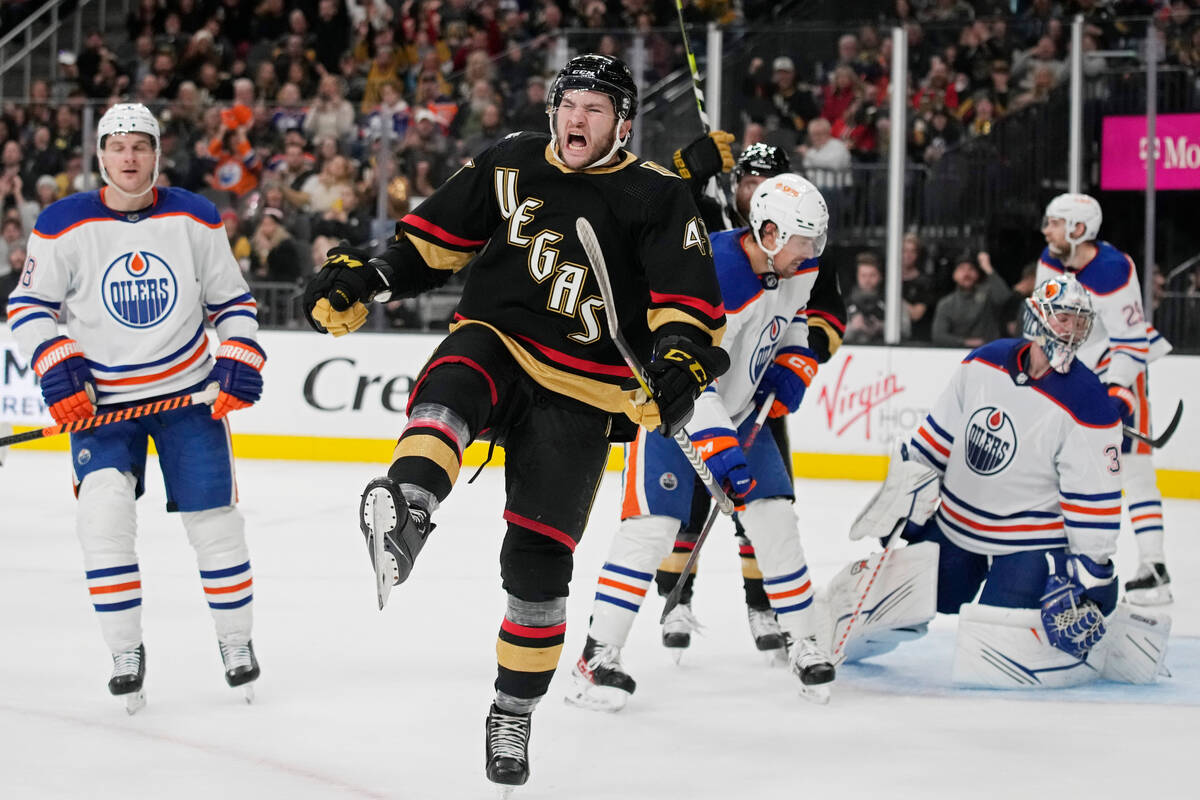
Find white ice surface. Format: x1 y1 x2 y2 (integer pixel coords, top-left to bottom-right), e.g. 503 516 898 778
1 453 1197 799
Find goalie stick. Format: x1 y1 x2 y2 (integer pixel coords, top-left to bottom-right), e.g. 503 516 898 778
574 216 734 517
830 471 940 665
660 393 774 623
1122 399 1183 450
0 386 219 448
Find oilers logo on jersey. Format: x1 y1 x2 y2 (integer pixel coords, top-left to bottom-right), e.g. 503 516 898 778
964 407 1017 475
749 315 790 384
659 472 679 491
102 251 177 328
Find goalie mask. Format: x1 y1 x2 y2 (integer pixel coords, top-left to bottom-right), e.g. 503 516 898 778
547 54 637 169
748 173 829 261
96 102 161 201
1042 193 1102 260
1022 274 1095 373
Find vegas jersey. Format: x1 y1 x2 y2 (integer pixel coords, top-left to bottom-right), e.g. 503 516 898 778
1037 241 1172 387
909 339 1123 562
378 131 726 420
690 227 820 433
7 187 258 404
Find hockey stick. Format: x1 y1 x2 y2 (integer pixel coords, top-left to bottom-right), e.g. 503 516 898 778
0 386 219 448
830 473 940 665
660 393 775 623
1122 399 1183 450
671 0 734 226
575 217 734 517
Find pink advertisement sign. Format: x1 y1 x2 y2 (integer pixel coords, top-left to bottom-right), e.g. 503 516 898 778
1101 113 1200 190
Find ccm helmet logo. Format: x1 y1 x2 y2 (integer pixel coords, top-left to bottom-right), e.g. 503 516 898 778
774 180 799 197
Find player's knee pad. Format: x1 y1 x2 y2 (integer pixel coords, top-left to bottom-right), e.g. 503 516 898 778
737 497 805 576
181 505 248 563
76 468 138 559
500 524 573 601
819 541 938 662
953 603 1100 688
1092 603 1172 684
608 515 680 575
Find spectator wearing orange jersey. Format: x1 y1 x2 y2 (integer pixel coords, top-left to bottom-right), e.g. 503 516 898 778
207 104 261 198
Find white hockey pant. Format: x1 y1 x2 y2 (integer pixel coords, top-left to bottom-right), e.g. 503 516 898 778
1123 453 1165 563
738 498 817 640
587 515 679 647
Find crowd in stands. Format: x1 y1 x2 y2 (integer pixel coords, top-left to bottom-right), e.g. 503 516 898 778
2 0 1199 341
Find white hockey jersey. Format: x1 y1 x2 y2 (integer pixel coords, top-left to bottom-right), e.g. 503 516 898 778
908 339 1123 562
689 228 819 434
6 187 258 404
1037 242 1172 387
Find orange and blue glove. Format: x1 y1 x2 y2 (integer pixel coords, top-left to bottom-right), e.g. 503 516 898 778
1106 383 1136 426
755 345 818 418
32 336 96 424
689 426 756 502
207 338 266 420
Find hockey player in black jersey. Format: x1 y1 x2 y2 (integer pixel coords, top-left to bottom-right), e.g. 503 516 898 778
301 54 727 794
655 140 847 659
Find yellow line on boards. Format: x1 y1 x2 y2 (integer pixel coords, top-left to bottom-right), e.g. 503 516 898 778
7 430 1198 499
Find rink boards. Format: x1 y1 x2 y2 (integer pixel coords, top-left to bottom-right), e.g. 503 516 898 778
3 328 1197 498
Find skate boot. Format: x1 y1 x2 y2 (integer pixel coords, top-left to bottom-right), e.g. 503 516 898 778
565 636 637 712
661 603 702 664
485 703 532 797
1125 562 1172 606
108 644 146 715
788 635 836 705
747 606 787 664
218 640 260 703
360 477 434 609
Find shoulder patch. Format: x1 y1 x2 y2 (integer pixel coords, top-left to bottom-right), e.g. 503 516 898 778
1075 242 1135 296
154 187 221 226
33 191 107 237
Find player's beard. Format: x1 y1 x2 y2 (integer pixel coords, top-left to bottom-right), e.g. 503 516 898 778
1047 240 1070 259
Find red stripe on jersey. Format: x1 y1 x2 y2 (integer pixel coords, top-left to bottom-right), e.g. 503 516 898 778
918 426 950 457
1060 502 1121 516
94 338 208 387
401 213 488 248
648 289 725 320
941 503 1064 533
512 333 631 377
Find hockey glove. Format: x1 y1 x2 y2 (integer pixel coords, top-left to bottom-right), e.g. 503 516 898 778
755 346 818 417
690 426 756 502
1040 552 1117 660
303 243 394 335
206 338 266 420
1106 384 1136 425
672 130 736 182
32 336 96 424
644 335 730 438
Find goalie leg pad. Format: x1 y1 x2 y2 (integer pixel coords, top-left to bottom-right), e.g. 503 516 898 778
953 603 1099 688
738 498 816 639
1093 603 1172 684
588 515 679 647
820 540 939 661
850 440 940 541
77 469 143 653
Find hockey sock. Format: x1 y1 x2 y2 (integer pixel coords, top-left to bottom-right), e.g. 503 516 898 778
1124 454 1166 563
77 469 142 653
737 534 770 609
388 403 472 507
183 506 253 643
495 596 566 713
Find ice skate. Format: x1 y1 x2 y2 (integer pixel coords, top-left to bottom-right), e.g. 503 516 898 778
108 644 146 715
747 606 787 665
359 477 433 609
485 703 532 797
788 635 835 705
218 640 260 704
661 603 702 664
1124 562 1172 606
565 636 637 712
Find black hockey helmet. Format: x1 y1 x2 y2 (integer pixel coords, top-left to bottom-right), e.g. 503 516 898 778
733 143 791 183
548 54 638 120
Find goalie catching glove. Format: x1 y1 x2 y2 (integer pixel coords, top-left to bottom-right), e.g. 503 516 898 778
206 338 266 420
303 243 395 336
1040 552 1117 660
754 346 818 417
643 335 730 437
32 336 96 424
849 440 940 541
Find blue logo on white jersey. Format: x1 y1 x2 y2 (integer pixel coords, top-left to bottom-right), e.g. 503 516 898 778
102 250 177 328
964 406 1017 475
749 315 789 384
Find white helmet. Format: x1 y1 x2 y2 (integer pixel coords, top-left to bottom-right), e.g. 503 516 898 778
96 102 161 200
1042 193 1102 258
1022 273 1095 373
748 173 829 259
